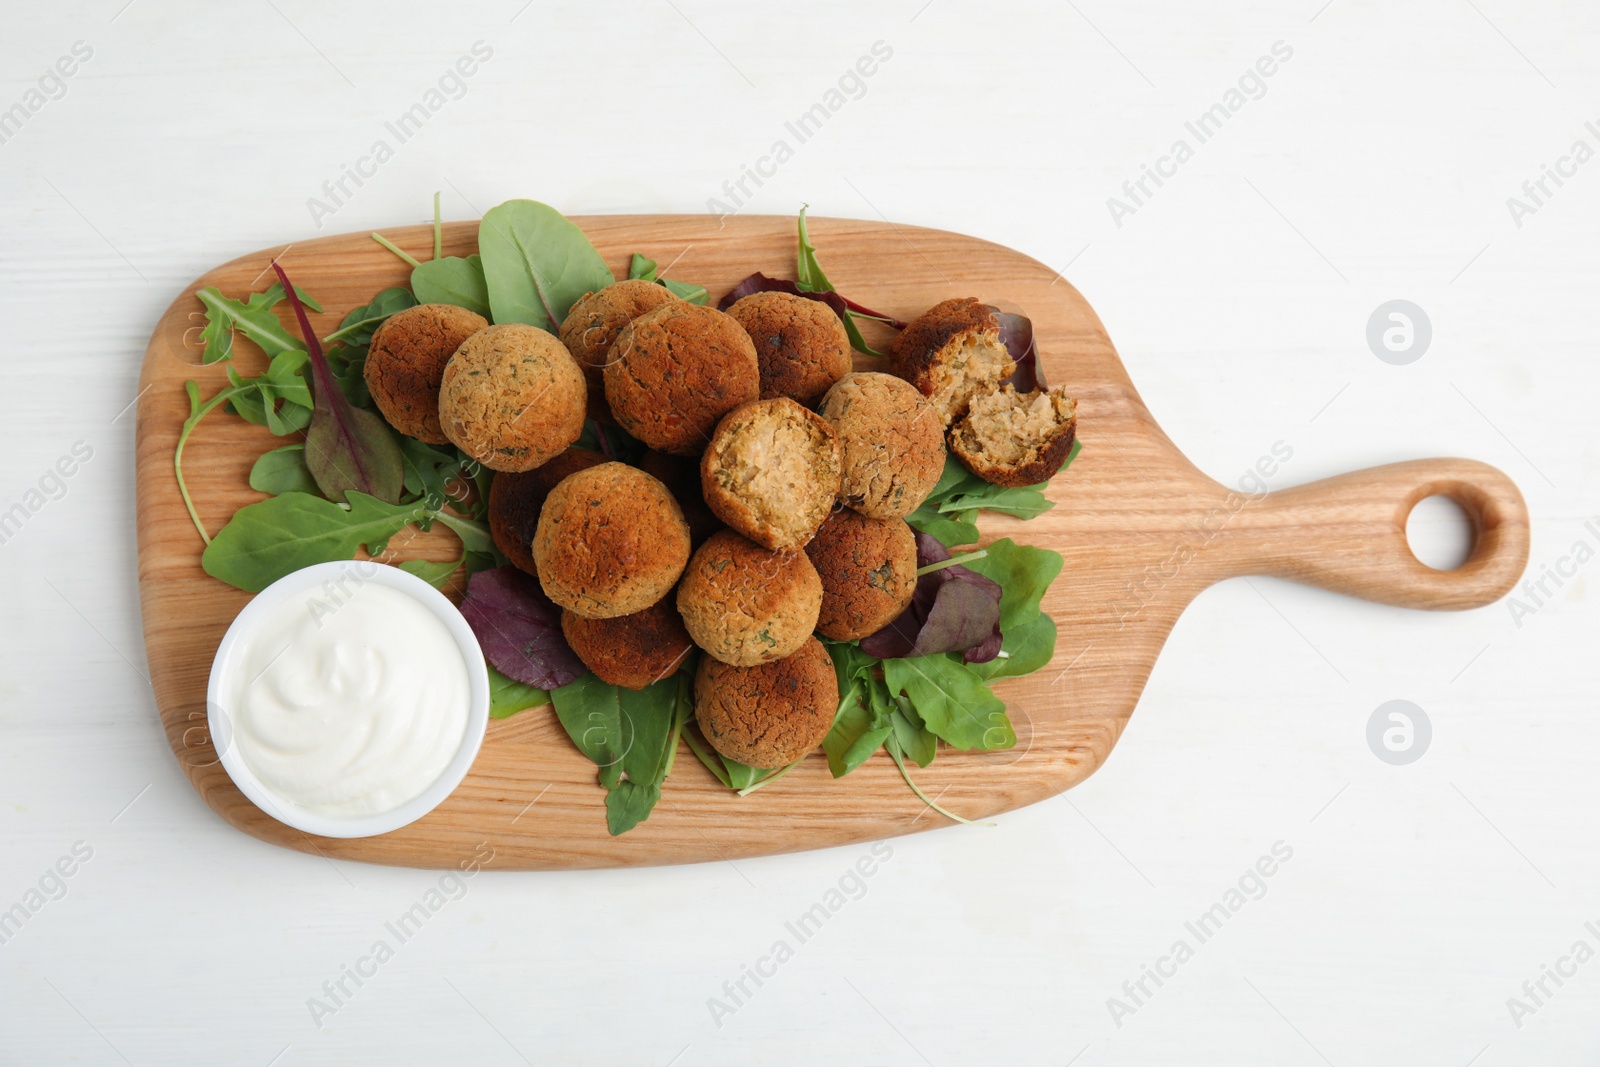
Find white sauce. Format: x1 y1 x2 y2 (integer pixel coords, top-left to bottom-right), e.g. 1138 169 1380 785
227 580 470 819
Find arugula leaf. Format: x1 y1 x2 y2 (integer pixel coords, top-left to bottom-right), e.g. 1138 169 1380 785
478 199 614 331
626 252 708 304
823 697 892 778
890 697 937 769
683 720 766 791
551 672 687 835
400 437 481 519
273 262 406 505
906 442 1083 546
195 283 312 364
412 254 491 318
487 664 549 719
882 654 1014 751
906 506 980 548
249 445 318 496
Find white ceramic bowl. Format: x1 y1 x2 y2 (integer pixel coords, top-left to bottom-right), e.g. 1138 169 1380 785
206 559 489 839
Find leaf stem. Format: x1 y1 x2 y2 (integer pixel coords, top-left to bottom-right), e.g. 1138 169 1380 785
917 549 987 576
887 746 994 826
175 382 252 544
432 192 443 261
737 758 802 797
371 232 422 269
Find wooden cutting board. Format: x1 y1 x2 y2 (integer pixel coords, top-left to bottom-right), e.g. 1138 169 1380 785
135 214 1530 870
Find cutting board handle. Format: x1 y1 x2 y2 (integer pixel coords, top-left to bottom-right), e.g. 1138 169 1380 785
1208 458 1530 610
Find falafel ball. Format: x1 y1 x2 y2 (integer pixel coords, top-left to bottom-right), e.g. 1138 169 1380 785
558 280 680 419
694 637 839 768
639 449 722 546
363 303 489 444
676 529 822 666
487 447 607 575
804 508 919 641
950 385 1079 487
439 323 587 472
532 462 691 618
818 372 946 519
700 398 842 551
603 302 759 455
560 599 695 690
888 297 1015 427
724 291 852 406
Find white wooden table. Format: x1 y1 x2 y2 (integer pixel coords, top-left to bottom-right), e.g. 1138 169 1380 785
2 1 1595 1062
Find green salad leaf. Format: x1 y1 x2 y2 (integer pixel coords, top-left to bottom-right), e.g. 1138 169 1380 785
478 199 614 331
908 441 1082 547
248 445 318 496
551 672 688 835
488 664 549 719
883 654 1014 751
412 254 490 318
195 282 318 365
626 252 709 305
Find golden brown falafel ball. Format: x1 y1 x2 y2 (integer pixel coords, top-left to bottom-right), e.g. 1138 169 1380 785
676 529 822 666
560 599 695 690
804 508 919 641
724 291 852 406
439 323 587 472
533 462 691 618
700 398 842 552
363 303 489 444
559 280 679 421
694 637 838 768
603 303 759 455
639 449 722 547
818 372 946 519
487 447 607 575
888 297 1015 427
950 385 1078 487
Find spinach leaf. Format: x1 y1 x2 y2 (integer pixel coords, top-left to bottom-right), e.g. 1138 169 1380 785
961 538 1064 631
487 664 549 719
882 654 1014 751
201 491 426 592
906 505 980 548
478 199 614 331
551 672 687 835
628 253 657 280
412 254 491 318
967 611 1057 682
273 263 406 505
322 286 416 346
249 445 318 496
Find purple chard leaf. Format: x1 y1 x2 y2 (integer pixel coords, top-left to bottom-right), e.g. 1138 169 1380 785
459 566 587 689
717 272 908 330
860 532 1003 663
995 310 1046 392
271 261 405 505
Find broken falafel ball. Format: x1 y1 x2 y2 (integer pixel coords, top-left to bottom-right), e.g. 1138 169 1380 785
724 290 852 406
439 323 586 472
532 462 691 619
603 302 759 455
363 303 489 444
700 397 841 552
887 297 1015 427
676 529 821 667
694 636 838 768
949 385 1078 487
818 371 945 520
487 446 607 576
558 280 679 418
560 598 695 690
804 508 919 641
